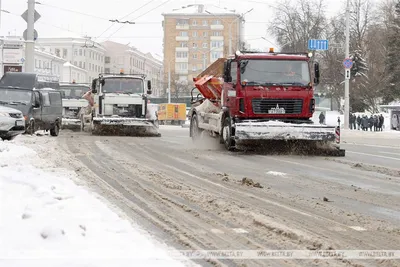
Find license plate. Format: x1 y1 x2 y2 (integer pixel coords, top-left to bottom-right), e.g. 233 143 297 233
268 108 286 114
118 104 129 107
69 107 78 110
15 120 24 126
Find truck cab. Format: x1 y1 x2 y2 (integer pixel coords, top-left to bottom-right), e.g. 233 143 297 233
221 50 319 123
91 71 152 120
59 82 90 129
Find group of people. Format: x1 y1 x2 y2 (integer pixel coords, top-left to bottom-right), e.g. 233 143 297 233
349 113 385 131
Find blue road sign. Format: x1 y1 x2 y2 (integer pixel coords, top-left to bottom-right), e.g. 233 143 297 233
343 58 353 69
308 39 329 50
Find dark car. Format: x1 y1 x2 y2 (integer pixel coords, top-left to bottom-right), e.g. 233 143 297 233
0 72 63 136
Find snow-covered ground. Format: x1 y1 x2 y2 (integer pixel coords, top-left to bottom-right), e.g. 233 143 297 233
0 138 194 267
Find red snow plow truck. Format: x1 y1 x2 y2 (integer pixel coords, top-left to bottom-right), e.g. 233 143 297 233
189 49 345 156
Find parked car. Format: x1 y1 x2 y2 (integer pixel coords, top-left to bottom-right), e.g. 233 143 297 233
0 105 25 141
0 72 63 136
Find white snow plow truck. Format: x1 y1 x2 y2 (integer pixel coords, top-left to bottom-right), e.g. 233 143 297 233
60 82 90 130
82 70 160 136
189 49 345 156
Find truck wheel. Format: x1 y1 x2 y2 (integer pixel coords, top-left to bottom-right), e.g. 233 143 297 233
190 114 202 141
27 120 35 135
222 117 235 151
50 122 60 137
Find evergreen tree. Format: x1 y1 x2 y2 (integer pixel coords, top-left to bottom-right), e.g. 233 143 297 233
384 0 400 103
350 49 368 79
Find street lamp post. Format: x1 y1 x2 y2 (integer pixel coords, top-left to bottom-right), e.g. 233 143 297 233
205 8 253 55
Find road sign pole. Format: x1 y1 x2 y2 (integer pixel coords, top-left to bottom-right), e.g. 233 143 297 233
344 0 350 129
25 0 35 72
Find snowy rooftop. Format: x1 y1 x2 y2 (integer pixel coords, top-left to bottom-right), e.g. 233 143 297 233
162 4 240 17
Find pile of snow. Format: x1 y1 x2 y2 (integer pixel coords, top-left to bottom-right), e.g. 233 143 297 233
0 140 191 266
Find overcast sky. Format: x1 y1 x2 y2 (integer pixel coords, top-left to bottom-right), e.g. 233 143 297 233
1 0 345 57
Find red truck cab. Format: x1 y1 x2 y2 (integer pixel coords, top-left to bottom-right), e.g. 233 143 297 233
221 50 319 123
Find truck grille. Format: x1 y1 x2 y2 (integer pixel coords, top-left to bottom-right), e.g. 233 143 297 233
64 107 81 119
112 104 143 118
252 99 303 114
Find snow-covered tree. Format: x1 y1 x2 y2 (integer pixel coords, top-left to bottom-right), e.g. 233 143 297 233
383 0 400 103
350 49 368 79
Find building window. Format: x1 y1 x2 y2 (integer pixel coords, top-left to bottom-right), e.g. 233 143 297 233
192 31 197 37
202 43 208 48
74 61 77 66
105 56 111 63
192 54 197 59
55 48 60 57
192 65 197 71
203 32 208 37
192 43 198 48
105 68 110 73
35 59 38 68
202 20 208 26
63 48 68 58
211 41 224 48
39 60 42 68
176 19 189 25
179 31 188 37
177 63 188 70
79 62 82 68
74 49 78 56
211 51 223 59
176 52 188 58
179 42 188 47
83 62 86 69
192 19 197 26
212 31 222 36
212 19 221 25
79 49 83 56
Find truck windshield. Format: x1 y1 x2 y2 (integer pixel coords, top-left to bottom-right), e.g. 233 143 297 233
240 59 311 86
60 86 88 99
102 78 143 94
0 89 32 105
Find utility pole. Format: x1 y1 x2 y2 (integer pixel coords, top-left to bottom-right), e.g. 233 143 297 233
25 0 35 72
0 0 2 29
168 61 171 103
344 0 350 129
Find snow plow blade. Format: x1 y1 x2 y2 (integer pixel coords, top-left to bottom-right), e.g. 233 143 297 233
234 121 345 156
61 119 81 131
92 117 161 137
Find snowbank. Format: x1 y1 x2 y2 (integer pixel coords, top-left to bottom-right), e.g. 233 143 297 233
0 140 190 266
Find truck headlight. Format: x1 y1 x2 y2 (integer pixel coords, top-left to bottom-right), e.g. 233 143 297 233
0 112 10 117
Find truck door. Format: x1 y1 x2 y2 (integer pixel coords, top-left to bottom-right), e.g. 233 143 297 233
223 60 237 112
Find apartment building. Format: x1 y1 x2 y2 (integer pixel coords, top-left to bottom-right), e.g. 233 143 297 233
102 41 163 96
36 37 106 82
162 4 245 89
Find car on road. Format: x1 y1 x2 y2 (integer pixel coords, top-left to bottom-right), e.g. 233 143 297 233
0 105 25 141
0 72 63 136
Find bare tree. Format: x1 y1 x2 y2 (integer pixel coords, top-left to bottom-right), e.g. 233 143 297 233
268 0 328 52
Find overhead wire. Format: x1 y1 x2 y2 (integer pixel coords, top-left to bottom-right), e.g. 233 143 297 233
94 0 158 41
104 0 173 41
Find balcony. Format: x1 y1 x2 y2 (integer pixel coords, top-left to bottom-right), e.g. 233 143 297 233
176 24 190 30
176 36 189 41
175 47 189 52
175 57 189 63
175 69 188 75
210 36 224 41
210 24 224 30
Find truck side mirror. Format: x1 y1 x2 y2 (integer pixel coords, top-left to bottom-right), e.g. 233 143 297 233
91 79 97 93
223 60 232 82
314 62 320 85
147 80 152 95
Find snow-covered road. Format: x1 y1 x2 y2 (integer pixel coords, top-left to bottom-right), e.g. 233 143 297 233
0 139 194 267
